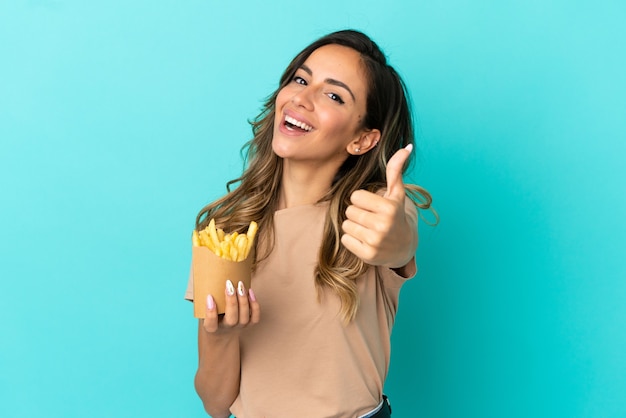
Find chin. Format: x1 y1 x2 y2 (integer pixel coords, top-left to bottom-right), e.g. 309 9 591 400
271 138 289 159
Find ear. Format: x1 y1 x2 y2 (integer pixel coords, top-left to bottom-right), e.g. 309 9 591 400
347 128 381 156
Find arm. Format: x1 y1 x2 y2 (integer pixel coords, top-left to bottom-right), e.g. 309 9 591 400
195 325 241 418
194 281 260 417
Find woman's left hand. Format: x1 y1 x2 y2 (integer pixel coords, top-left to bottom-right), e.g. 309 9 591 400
341 145 418 270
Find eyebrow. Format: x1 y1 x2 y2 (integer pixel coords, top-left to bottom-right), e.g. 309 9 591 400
300 64 356 102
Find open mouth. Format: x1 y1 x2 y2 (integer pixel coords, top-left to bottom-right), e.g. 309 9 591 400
284 115 313 133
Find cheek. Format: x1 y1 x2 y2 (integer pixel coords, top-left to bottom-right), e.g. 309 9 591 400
275 86 293 109
320 112 356 136
274 90 289 125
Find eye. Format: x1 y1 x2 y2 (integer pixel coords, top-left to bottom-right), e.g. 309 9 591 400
327 92 345 105
292 75 307 85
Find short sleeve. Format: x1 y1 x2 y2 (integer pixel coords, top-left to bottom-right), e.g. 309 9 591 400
184 264 193 301
377 257 418 289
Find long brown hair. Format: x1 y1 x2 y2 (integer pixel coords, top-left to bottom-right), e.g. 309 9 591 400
196 29 434 321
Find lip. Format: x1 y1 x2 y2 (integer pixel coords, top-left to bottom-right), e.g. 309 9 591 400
279 109 315 135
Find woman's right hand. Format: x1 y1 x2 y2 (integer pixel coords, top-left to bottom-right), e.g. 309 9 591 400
201 279 260 334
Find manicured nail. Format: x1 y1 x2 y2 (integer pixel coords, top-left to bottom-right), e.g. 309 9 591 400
405 144 413 153
206 294 215 310
226 280 235 296
237 281 246 296
248 288 256 302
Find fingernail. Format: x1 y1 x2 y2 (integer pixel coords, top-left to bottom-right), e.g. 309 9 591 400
405 144 413 153
237 281 246 296
207 294 215 310
248 288 256 302
226 279 235 296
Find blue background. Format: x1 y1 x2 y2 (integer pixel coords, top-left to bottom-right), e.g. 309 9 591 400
1 1 625 417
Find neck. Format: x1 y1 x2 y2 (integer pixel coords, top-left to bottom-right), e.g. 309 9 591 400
277 160 337 210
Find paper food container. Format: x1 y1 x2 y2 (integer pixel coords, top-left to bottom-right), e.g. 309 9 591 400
192 246 254 317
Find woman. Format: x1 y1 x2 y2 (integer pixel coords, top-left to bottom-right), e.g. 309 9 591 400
186 29 434 418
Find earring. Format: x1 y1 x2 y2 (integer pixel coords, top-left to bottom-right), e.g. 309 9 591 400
355 147 361 153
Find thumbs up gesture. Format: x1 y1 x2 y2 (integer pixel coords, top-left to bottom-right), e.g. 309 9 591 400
341 144 418 271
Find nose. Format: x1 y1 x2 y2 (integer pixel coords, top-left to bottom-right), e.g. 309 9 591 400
291 87 314 110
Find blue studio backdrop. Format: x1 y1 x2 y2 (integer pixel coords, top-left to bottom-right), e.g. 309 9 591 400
1 1 625 417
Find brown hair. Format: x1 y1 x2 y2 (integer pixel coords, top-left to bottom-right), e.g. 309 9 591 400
196 29 434 321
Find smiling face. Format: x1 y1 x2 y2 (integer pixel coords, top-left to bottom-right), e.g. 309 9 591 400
272 44 378 172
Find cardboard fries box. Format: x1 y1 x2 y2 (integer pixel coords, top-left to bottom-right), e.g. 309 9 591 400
192 245 254 317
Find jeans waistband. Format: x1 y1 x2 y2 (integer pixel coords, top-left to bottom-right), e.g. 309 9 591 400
358 395 391 418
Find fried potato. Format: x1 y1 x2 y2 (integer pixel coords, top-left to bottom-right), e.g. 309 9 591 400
192 220 258 261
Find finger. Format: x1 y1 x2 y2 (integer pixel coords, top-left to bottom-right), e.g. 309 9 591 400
222 279 239 327
202 294 219 333
384 144 413 201
349 189 387 213
248 289 261 324
346 197 396 227
345 204 374 227
342 218 378 247
341 232 374 263
236 281 250 326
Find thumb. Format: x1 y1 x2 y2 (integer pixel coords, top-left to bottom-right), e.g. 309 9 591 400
384 144 413 201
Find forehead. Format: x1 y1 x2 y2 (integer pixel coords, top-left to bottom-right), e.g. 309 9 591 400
302 44 368 95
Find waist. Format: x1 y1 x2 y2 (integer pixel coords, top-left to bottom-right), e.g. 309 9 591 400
358 395 392 418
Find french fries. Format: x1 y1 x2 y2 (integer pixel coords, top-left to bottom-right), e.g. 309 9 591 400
192 219 257 262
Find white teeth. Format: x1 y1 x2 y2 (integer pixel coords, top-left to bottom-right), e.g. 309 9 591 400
285 115 312 132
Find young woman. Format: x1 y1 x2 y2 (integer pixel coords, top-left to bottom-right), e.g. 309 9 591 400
186 29 434 418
